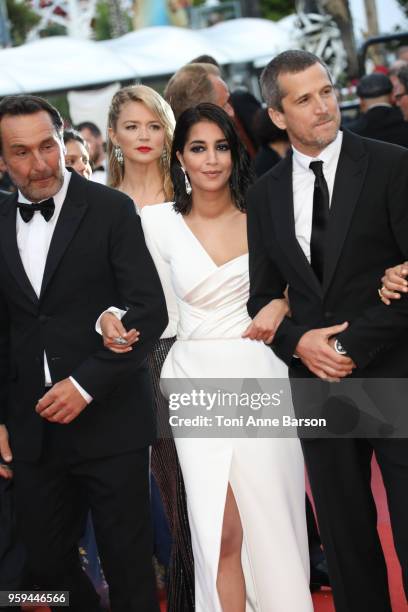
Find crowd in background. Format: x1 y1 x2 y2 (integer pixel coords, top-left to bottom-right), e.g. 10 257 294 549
2 46 408 612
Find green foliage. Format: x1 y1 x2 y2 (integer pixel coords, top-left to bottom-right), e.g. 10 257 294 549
39 23 67 37
46 93 71 123
93 0 111 40
192 0 294 19
6 0 40 46
260 0 294 21
92 0 132 41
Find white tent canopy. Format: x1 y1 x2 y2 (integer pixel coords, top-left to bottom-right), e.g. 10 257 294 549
0 18 293 96
0 36 136 95
201 18 291 64
101 25 231 77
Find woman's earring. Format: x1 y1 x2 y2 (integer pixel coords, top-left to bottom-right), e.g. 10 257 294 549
161 149 168 164
181 166 192 195
114 145 124 165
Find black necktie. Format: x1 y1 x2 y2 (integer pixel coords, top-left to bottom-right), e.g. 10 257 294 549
17 198 55 223
309 161 329 283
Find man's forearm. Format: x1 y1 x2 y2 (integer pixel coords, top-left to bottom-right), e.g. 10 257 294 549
71 297 168 400
338 297 408 369
272 317 311 365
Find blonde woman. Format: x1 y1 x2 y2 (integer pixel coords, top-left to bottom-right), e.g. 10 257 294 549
105 85 194 611
107 84 174 209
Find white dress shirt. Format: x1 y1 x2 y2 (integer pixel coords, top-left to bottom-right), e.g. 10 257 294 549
17 168 92 403
292 130 343 263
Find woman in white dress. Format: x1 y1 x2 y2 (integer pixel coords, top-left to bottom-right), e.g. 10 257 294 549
101 103 313 612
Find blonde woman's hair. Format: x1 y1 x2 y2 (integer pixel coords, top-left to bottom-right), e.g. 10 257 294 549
107 84 175 200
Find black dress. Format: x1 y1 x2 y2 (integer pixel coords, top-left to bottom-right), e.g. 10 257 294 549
149 338 195 612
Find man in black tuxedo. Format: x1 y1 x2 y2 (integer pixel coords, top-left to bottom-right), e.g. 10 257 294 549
0 95 168 611
247 51 408 612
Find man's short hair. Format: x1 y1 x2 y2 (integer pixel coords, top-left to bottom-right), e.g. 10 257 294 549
260 50 332 111
164 63 221 120
189 54 220 68
76 121 102 138
397 65 408 93
63 128 89 151
356 73 392 99
0 94 63 154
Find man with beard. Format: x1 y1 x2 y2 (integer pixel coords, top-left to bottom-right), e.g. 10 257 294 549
247 50 408 612
0 95 167 611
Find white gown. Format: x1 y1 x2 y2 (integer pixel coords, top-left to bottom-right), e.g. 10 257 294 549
141 202 313 612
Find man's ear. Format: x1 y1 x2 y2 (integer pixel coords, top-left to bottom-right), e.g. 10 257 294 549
268 107 286 131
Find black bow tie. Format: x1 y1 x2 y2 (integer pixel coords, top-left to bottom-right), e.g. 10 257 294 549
17 198 55 223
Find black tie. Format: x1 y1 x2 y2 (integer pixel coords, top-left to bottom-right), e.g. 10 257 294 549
309 161 329 283
17 198 55 223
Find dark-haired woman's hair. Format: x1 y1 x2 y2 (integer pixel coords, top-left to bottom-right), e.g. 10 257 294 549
171 103 253 214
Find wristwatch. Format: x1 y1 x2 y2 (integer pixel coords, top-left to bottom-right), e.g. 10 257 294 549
334 338 347 355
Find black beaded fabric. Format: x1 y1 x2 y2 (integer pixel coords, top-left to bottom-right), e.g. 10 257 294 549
148 337 195 612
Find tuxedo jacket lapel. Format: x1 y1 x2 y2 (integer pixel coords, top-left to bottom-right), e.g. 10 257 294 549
40 172 88 299
0 193 38 304
323 131 368 295
269 154 323 297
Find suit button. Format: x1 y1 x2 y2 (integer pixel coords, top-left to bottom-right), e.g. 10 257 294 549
39 315 49 323
324 311 333 318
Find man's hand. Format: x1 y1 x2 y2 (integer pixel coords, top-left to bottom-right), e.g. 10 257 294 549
36 379 88 424
295 322 356 381
100 312 139 354
0 424 13 479
379 262 408 305
242 298 290 344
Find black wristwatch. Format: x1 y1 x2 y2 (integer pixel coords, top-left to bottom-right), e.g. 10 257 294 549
333 338 347 355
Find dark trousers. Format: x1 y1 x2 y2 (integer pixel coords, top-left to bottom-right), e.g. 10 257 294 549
302 437 408 612
12 424 159 612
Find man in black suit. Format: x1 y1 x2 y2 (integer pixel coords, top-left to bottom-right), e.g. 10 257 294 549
247 51 408 612
348 72 408 147
0 95 168 611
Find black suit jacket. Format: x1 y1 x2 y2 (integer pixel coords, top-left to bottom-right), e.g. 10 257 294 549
347 105 408 148
247 129 408 378
0 171 168 461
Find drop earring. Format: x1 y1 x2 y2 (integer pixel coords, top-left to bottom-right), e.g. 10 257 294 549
114 145 124 165
181 166 192 195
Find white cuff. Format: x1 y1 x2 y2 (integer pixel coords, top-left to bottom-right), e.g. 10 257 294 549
95 306 127 335
70 376 93 404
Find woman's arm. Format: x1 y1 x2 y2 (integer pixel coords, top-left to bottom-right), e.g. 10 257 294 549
242 296 290 344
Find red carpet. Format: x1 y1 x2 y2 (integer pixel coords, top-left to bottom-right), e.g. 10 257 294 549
309 457 407 612
29 458 406 611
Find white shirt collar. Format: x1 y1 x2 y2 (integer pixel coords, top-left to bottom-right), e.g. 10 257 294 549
18 167 72 210
292 130 343 173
